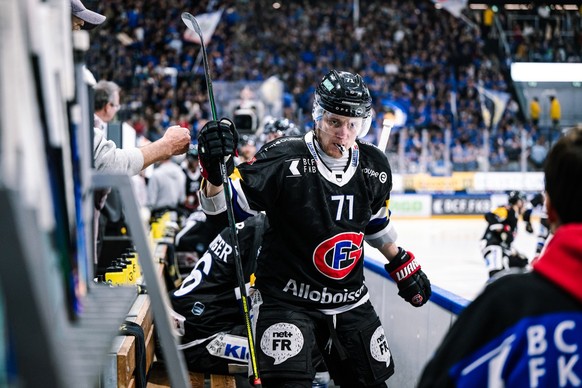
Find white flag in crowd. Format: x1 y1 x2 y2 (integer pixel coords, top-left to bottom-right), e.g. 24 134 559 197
431 0 468 18
476 85 511 130
183 9 223 44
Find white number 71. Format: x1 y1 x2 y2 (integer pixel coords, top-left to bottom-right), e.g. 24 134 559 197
331 195 354 221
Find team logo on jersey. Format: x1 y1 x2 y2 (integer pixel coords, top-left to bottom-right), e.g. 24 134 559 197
260 323 304 365
287 159 301 177
286 158 317 177
313 232 364 279
362 167 388 183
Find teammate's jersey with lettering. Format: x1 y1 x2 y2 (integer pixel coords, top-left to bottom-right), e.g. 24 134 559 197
230 131 393 311
169 214 265 347
419 224 582 387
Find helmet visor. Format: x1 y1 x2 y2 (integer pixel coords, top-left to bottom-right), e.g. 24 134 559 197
313 101 371 138
321 111 364 135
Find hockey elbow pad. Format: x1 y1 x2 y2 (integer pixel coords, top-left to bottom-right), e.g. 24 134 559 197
385 248 431 307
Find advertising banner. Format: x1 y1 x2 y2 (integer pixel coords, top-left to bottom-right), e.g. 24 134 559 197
432 194 492 216
389 194 432 218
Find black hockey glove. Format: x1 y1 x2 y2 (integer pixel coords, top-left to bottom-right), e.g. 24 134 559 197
508 251 529 269
385 248 431 307
197 118 238 186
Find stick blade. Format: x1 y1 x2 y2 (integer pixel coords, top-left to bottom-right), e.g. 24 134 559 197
181 12 202 35
378 120 393 152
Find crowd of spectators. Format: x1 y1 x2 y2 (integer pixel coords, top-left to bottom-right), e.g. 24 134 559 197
497 3 582 63
85 0 581 174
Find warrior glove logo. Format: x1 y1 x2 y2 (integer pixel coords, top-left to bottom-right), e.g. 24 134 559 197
313 232 364 279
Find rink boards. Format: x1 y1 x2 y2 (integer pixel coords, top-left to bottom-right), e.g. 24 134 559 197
363 215 540 387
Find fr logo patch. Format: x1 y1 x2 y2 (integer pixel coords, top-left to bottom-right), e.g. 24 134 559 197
260 323 304 365
370 326 391 366
313 232 364 279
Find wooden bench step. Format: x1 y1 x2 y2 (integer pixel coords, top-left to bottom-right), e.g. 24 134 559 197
146 361 235 388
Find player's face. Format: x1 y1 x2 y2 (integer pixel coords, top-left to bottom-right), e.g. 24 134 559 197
72 16 85 31
316 111 361 158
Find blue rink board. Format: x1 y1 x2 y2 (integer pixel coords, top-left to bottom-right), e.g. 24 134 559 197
364 257 469 315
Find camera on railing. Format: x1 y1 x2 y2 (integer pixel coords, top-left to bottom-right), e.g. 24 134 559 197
230 86 265 134
233 107 259 134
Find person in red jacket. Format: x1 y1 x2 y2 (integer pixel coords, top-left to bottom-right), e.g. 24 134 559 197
418 125 582 387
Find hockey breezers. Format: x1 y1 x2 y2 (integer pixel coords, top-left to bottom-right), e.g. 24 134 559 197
181 12 262 387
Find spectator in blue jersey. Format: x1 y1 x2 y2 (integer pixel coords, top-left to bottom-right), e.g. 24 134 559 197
197 70 431 387
418 125 582 387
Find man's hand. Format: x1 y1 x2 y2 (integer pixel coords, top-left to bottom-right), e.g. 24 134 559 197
161 125 191 156
385 248 431 307
140 125 191 170
197 119 238 186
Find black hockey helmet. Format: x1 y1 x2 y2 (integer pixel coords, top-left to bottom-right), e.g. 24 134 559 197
285 122 301 136
313 70 372 137
239 134 256 149
314 70 372 118
507 190 526 205
264 118 301 137
264 118 290 135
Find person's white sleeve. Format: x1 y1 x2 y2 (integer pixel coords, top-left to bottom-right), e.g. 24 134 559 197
93 127 144 176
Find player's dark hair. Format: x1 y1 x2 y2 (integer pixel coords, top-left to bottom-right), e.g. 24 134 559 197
544 126 582 224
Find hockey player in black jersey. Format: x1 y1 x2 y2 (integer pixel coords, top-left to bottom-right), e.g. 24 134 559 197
522 191 551 258
480 190 529 278
196 70 431 387
167 214 263 384
167 213 330 386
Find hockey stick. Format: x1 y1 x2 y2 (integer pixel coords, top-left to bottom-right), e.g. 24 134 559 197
181 12 263 387
378 117 394 152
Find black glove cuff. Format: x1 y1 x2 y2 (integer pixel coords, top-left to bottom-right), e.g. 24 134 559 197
200 155 234 186
384 247 407 274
